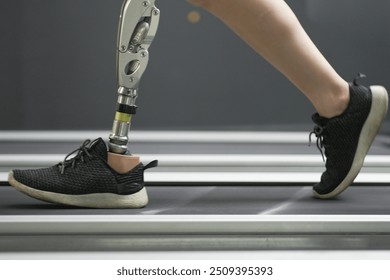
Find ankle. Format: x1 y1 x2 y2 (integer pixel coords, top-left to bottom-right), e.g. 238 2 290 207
316 82 350 118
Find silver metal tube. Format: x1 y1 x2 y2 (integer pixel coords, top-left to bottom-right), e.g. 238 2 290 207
109 88 138 154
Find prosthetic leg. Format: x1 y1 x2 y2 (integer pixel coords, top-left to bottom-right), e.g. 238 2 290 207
108 0 160 172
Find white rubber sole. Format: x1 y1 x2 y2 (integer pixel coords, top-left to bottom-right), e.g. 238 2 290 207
8 171 149 209
314 85 389 199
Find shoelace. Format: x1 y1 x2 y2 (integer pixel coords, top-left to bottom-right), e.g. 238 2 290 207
58 139 94 174
309 125 326 162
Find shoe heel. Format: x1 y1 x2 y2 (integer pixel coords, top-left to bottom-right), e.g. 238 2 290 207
370 85 389 123
365 85 389 146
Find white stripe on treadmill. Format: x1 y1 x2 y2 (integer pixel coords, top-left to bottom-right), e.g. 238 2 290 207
0 131 309 143
259 187 311 215
145 172 390 184
141 209 170 215
145 172 320 183
140 187 217 214
0 173 8 182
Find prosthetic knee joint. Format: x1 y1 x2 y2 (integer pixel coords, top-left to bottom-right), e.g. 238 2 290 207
109 0 160 154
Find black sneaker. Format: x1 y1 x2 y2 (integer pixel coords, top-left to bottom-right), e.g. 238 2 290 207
310 75 388 199
8 138 158 208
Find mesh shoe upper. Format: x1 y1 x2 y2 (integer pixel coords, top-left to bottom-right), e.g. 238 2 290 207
12 138 146 195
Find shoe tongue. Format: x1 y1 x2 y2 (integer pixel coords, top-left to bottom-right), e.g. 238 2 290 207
88 138 108 161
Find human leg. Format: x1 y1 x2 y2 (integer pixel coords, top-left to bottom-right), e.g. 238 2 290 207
189 0 388 198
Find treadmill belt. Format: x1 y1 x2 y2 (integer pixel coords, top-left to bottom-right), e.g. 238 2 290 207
1 185 390 215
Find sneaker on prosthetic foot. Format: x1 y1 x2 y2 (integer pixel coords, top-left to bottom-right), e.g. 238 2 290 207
8 138 158 208
310 75 388 199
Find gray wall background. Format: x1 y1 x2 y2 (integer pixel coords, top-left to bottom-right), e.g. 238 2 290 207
1 0 390 131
